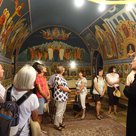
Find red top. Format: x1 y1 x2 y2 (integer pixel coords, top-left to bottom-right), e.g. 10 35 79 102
35 74 49 98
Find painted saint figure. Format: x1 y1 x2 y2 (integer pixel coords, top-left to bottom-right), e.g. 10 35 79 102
48 43 53 61
59 43 64 61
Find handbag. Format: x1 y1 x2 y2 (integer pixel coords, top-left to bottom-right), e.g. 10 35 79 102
113 89 121 98
30 119 41 136
73 95 82 112
43 102 49 113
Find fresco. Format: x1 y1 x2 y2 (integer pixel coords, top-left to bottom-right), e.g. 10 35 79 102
19 26 90 62
84 5 136 60
0 0 3 6
0 0 30 59
41 27 71 41
80 29 99 50
89 18 118 60
19 41 89 62
115 20 136 58
101 5 136 59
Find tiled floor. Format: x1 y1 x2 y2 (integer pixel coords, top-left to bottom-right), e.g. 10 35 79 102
42 101 127 136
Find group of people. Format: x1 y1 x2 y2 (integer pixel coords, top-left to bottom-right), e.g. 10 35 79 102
79 66 120 120
0 56 136 136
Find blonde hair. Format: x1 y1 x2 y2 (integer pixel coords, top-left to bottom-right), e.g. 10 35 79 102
13 65 37 90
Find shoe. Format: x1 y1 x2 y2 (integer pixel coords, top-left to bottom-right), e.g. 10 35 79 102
114 112 118 115
97 115 101 120
99 115 103 119
60 123 65 128
54 125 62 131
41 130 47 134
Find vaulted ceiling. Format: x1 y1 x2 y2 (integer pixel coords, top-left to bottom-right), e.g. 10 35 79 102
29 0 111 33
1 0 136 61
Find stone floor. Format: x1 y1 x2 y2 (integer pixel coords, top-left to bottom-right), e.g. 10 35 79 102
41 102 127 136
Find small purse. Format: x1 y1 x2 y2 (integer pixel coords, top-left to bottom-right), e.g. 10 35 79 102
113 89 121 98
73 95 82 112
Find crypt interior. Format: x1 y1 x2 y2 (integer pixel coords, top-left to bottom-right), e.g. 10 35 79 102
0 0 136 135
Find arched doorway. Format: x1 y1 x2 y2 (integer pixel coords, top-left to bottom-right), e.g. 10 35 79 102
92 51 103 75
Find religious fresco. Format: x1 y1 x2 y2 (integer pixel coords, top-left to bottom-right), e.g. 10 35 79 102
0 63 13 87
0 0 3 6
80 29 99 50
115 20 136 58
101 5 136 59
41 27 71 41
0 0 30 59
89 18 118 60
19 26 90 63
19 41 89 62
84 5 136 61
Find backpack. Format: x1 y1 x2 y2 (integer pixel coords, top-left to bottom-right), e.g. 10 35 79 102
90 76 98 96
0 85 33 136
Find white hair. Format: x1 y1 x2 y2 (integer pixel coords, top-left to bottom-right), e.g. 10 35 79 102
13 65 37 90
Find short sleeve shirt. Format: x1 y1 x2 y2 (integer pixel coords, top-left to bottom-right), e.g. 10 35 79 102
11 87 39 136
54 74 69 102
75 77 87 92
106 73 119 87
35 74 49 98
93 77 105 95
0 83 6 102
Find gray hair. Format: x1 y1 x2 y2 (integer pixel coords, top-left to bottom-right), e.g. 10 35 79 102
56 66 64 74
13 65 37 90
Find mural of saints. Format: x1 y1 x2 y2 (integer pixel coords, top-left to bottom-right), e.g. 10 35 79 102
95 25 113 59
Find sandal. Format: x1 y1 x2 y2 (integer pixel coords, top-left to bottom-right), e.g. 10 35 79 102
99 115 103 119
60 123 66 128
54 125 62 131
97 115 101 120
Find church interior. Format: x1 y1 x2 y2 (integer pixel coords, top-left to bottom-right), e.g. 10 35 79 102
0 0 136 136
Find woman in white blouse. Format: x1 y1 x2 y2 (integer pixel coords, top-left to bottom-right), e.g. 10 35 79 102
93 68 106 120
76 71 87 119
106 66 120 115
0 64 6 103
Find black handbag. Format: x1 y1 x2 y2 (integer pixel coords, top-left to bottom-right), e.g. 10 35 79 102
73 95 82 112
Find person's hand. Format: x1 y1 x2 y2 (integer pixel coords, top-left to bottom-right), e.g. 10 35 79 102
59 85 64 90
68 89 71 93
46 96 51 102
100 91 104 97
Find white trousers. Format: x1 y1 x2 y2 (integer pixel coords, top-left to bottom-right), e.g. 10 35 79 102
54 101 67 127
80 91 87 109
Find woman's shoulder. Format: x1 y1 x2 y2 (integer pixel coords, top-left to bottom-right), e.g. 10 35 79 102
30 93 38 98
106 73 110 77
82 77 87 82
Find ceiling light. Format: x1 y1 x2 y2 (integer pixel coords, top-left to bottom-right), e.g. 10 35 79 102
70 61 77 69
125 3 134 11
74 0 85 8
98 3 106 12
88 0 136 5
